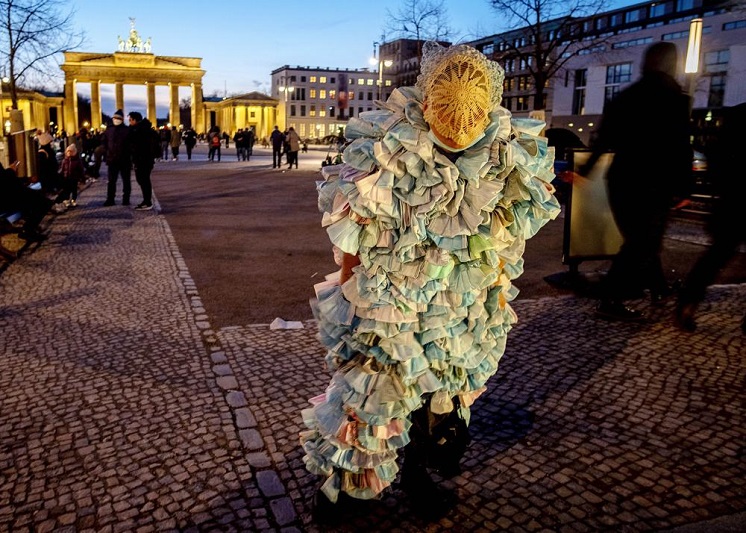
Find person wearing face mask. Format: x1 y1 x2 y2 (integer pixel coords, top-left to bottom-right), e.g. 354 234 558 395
101 109 132 206
301 42 560 522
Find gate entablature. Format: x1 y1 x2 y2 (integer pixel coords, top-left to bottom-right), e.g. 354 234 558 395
59 21 205 131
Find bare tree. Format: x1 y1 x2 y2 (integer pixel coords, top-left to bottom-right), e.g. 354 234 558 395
0 0 84 109
489 0 611 111
386 0 453 62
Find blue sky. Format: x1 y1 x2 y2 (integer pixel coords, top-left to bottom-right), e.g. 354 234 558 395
66 0 643 118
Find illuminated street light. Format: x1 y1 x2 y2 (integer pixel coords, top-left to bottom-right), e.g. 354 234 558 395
370 42 393 101
0 74 8 138
279 78 295 130
685 18 703 111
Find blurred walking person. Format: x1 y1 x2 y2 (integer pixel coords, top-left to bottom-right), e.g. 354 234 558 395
578 42 691 321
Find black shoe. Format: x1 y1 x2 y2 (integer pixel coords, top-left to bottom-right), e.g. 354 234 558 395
134 203 153 211
103 200 115 207
674 303 697 332
595 301 645 322
399 465 456 520
312 490 370 526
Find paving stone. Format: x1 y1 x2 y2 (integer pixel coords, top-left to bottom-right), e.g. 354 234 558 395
1 174 743 533
256 471 285 498
235 409 257 429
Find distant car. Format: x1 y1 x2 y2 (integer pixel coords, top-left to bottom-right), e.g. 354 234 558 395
692 150 707 172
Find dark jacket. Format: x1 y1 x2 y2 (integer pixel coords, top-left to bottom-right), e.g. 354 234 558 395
270 128 285 149
60 154 85 183
102 122 130 165
36 144 59 191
128 118 157 170
583 71 692 203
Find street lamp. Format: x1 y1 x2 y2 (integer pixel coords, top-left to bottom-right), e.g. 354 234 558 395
0 74 8 138
370 42 393 101
685 18 703 111
278 78 294 130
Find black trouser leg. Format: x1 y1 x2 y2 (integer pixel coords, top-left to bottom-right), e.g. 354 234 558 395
135 165 153 205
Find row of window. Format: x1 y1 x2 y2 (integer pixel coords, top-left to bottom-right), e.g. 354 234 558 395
479 0 703 54
570 47 730 115
288 105 377 119
279 81 392 100
281 74 389 86
285 90 387 102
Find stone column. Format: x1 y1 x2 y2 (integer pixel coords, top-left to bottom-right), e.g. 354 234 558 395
191 82 204 133
63 78 77 133
146 82 157 125
90 80 101 129
115 82 124 112
169 83 180 126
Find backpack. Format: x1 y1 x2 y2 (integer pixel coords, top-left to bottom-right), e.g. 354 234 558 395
211 135 221 148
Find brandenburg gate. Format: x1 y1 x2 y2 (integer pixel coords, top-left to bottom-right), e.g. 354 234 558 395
60 22 205 132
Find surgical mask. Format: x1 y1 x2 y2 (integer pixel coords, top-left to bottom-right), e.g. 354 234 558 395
112 118 123 126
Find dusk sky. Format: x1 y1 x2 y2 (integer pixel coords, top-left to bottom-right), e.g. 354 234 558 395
65 0 643 118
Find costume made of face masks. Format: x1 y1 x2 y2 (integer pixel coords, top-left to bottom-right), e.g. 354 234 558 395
301 41 560 504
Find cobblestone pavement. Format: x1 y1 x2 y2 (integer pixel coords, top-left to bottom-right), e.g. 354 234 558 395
1 177 744 532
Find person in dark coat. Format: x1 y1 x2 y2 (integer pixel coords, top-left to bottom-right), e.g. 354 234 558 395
183 128 197 160
579 42 692 321
101 109 132 206
127 112 157 210
0 161 51 241
270 125 285 169
676 102 746 333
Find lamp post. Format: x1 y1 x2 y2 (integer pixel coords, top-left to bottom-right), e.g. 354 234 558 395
278 78 294 130
684 18 703 112
0 74 8 137
370 42 393 101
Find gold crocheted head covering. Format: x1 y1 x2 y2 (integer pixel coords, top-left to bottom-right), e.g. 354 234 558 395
417 42 504 151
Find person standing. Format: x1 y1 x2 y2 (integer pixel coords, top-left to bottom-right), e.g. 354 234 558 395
183 127 197 160
676 102 746 333
285 126 300 169
270 125 284 169
301 42 560 521
127 112 157 211
159 125 171 162
170 126 182 161
208 127 222 162
578 42 691 321
246 126 256 158
234 129 246 161
59 144 85 208
102 109 132 206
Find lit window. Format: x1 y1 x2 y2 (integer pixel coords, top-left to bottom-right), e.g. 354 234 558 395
329 90 336 99
320 90 327 99
358 79 365 85
349 91 355 100
310 89 316 98
310 76 317 83
320 76 327 83
310 106 316 117
385 80 391 86
367 79 374 85
320 109 326 117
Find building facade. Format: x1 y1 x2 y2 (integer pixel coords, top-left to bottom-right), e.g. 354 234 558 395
270 65 393 139
466 0 745 143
